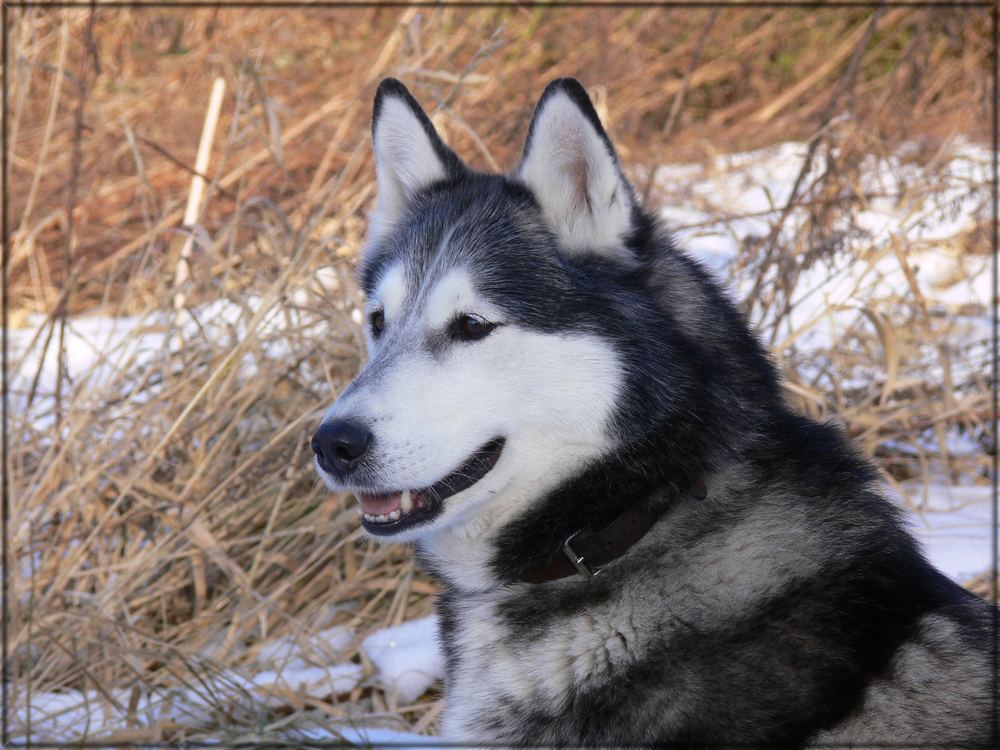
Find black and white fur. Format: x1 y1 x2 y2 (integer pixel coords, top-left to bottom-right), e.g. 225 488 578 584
314 78 997 746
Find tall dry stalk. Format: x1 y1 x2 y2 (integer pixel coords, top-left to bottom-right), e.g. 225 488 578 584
171 76 226 342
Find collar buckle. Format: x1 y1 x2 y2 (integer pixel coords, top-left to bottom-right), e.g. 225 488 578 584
562 530 603 579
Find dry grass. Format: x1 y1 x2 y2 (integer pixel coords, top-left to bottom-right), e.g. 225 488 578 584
6 5 993 743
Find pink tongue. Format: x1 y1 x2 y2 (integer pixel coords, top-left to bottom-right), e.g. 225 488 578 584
358 492 402 515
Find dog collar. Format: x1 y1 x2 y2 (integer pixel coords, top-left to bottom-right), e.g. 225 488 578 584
516 478 708 584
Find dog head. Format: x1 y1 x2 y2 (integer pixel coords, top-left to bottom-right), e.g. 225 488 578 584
312 78 680 543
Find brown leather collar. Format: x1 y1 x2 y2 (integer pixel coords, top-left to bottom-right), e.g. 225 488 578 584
517 477 707 584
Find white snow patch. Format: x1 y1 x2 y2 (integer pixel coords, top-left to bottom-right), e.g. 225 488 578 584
655 141 990 374
11 616 444 741
15 690 134 743
251 663 363 707
254 624 355 670
295 724 438 746
361 616 444 703
899 482 994 583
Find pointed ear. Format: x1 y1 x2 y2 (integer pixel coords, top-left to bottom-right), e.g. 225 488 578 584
368 78 465 243
515 79 637 258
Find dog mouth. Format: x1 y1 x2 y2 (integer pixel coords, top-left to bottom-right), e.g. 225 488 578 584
353 437 505 536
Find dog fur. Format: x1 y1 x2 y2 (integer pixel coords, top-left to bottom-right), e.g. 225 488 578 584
313 77 997 746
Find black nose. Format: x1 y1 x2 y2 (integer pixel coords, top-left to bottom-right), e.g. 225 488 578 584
312 420 372 478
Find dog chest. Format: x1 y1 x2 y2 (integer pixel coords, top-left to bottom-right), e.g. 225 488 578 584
438 593 649 740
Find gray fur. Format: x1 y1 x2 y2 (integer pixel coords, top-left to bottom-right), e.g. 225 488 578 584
315 78 997 746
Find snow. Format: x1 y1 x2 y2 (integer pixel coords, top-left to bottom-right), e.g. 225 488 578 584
900 482 994 584
12 617 442 743
244 622 364 708
658 141 990 380
13 690 134 742
8 312 155 392
254 624 355 668
300 725 440 746
6 264 351 433
361 616 444 704
251 664 364 708
17 685 437 745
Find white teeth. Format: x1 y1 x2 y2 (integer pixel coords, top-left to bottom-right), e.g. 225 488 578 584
361 494 411 525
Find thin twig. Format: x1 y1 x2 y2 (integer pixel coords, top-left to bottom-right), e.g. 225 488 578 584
54 6 97 428
743 7 886 337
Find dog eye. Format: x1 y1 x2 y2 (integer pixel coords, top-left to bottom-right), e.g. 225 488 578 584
369 309 386 337
450 313 497 342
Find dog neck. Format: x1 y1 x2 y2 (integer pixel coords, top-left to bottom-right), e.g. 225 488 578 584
515 475 708 584
415 426 719 592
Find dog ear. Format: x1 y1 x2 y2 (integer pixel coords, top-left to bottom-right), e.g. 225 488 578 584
368 78 466 243
515 79 637 259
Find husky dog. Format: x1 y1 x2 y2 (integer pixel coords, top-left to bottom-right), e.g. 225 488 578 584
312 78 996 746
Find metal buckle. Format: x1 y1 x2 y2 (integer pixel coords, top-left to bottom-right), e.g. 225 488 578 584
562 530 602 579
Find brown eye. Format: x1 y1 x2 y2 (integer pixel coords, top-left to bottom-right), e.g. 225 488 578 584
451 313 497 342
369 309 385 337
